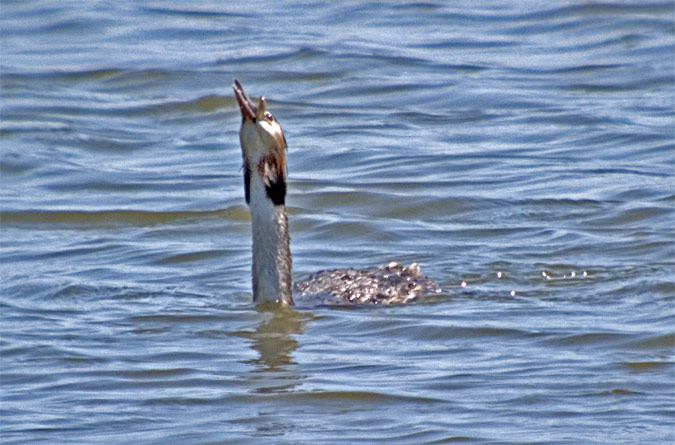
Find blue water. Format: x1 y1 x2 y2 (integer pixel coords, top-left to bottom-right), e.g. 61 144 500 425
1 1 674 443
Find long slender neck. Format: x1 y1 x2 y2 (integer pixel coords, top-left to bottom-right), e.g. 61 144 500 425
248 169 293 306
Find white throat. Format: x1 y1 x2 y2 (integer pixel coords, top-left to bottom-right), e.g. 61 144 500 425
248 170 293 305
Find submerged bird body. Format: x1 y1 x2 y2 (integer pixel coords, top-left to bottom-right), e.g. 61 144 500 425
294 262 440 305
233 80 439 306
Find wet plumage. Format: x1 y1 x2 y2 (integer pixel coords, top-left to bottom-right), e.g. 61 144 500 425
294 262 440 305
234 80 439 306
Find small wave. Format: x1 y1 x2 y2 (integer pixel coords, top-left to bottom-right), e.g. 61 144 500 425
142 6 253 19
620 361 672 373
125 94 232 116
241 389 444 405
1 208 249 227
547 332 631 347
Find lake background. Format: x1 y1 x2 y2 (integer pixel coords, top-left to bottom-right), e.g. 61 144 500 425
1 1 674 443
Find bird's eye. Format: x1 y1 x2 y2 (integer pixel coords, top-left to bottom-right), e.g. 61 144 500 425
264 112 274 121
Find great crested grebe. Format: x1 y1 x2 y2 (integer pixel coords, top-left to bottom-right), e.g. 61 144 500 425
233 80 439 306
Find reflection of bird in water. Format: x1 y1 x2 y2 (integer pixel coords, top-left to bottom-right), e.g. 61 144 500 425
233 80 440 306
238 310 309 395
249 311 305 372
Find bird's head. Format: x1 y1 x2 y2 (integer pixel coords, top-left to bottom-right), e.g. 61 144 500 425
233 80 287 206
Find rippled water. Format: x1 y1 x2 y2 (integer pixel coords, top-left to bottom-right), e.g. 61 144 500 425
2 1 674 443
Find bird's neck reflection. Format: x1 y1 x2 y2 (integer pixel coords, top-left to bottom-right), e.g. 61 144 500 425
243 307 310 394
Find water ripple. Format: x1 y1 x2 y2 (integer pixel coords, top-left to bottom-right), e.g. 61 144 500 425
2 1 674 443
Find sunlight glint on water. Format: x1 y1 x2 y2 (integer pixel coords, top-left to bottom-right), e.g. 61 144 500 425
1 1 674 444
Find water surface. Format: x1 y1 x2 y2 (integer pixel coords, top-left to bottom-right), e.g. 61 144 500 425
1 1 674 443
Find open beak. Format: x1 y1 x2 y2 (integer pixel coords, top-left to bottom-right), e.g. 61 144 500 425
233 79 257 121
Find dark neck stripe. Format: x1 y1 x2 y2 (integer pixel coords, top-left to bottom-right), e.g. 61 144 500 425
265 176 286 206
243 164 251 204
